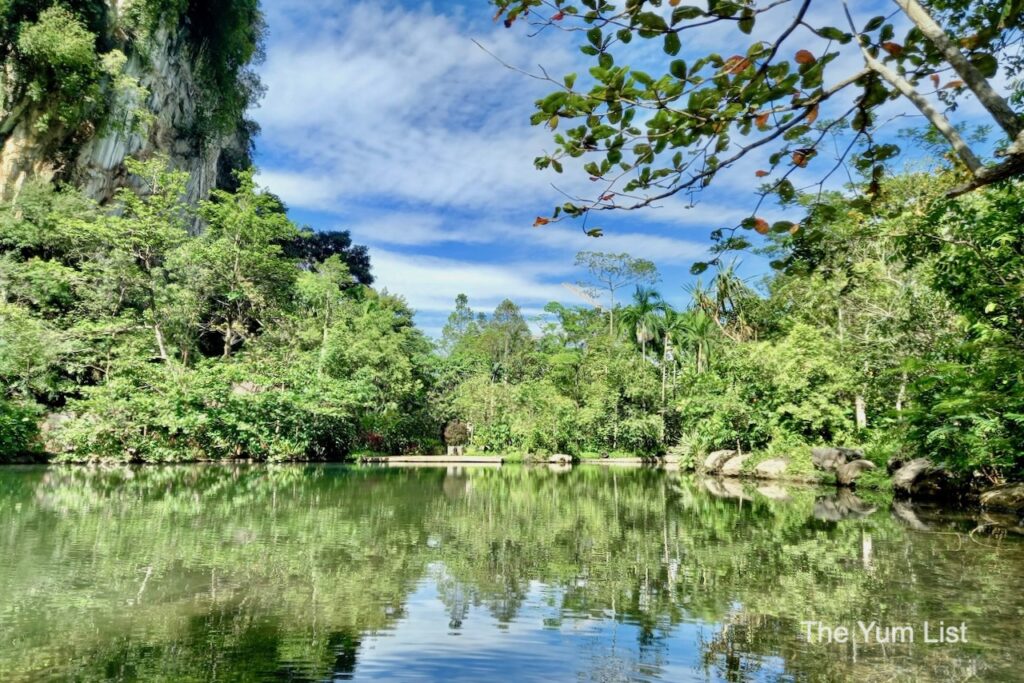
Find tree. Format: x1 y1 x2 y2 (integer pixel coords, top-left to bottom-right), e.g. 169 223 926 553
617 285 664 361
102 158 192 362
185 170 299 357
490 0 1024 257
284 229 373 285
574 250 658 335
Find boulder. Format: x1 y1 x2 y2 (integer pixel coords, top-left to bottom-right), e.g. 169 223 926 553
812 446 865 472
886 456 906 476
979 483 1024 515
892 458 955 499
720 454 750 477
835 459 877 486
702 449 736 474
753 458 789 479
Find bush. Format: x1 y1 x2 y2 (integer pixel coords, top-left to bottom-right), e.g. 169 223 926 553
444 421 470 446
0 398 42 459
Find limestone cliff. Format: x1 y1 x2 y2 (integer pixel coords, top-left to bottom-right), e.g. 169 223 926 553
0 0 260 206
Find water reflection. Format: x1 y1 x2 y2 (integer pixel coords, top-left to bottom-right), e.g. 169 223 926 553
0 464 1021 681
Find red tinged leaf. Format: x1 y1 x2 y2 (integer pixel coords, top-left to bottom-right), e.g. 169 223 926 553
552 11 565 21
881 42 903 56
724 55 751 74
806 103 819 125
795 49 816 65
943 79 965 89
753 218 770 235
755 112 770 130
600 193 615 201
930 73 940 87
791 149 814 167
533 217 550 227
755 169 770 177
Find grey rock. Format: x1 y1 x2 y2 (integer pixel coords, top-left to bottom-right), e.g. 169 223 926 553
979 483 1024 514
836 459 877 486
702 449 736 474
811 447 845 472
886 456 906 476
720 454 750 477
892 458 955 499
753 458 789 479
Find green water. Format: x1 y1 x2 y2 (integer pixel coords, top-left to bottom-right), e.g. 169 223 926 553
0 464 1021 682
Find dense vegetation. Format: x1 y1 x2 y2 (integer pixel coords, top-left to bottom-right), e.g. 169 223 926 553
432 171 1021 478
0 152 1020 478
0 0 263 152
0 158 435 461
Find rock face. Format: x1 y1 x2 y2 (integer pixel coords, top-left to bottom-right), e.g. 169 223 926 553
702 450 736 474
891 458 955 499
980 484 1024 514
720 454 750 477
753 458 789 479
811 446 864 472
0 5 252 208
835 460 877 486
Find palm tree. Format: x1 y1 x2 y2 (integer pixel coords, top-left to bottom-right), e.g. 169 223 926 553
660 306 690 401
618 286 664 362
682 309 717 374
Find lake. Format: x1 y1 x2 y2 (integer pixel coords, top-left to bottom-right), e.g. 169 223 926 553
0 464 1021 681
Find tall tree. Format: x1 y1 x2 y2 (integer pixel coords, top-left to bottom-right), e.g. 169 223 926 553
574 250 658 336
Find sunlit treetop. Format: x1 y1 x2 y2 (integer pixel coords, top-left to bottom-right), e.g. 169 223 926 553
489 0 1024 271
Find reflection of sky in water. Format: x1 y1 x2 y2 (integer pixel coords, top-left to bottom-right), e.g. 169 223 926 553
2 465 1022 682
352 564 784 682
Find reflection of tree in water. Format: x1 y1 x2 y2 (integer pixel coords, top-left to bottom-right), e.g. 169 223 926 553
1 465 1022 681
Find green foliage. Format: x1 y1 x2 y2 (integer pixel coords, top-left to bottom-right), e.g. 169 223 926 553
0 397 41 457
899 181 1024 474
16 5 103 130
491 0 1024 260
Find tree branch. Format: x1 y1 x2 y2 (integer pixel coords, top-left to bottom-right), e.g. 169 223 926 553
845 4 982 174
892 0 1021 140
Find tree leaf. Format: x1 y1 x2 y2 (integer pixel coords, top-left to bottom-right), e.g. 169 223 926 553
795 49 816 65
664 31 681 55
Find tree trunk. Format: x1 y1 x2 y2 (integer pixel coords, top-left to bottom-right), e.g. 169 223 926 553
855 394 867 430
661 349 668 404
896 372 907 412
153 324 168 362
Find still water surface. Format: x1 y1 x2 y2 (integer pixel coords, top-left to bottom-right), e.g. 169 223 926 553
0 464 1022 682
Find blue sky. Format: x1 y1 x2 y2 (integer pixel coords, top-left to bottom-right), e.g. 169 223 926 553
250 0 993 335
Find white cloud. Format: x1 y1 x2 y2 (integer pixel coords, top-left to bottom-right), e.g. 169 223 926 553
370 248 568 315
255 2 582 213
